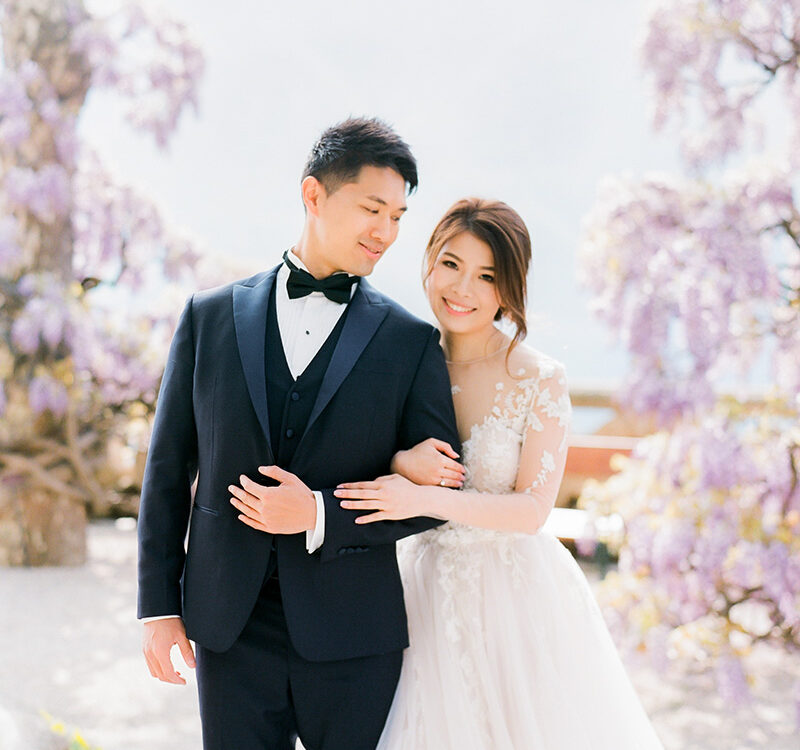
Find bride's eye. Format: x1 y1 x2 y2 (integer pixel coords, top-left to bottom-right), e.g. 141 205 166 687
480 274 495 283
442 260 458 269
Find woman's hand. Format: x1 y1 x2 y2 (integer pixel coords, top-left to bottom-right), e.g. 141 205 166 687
335 474 443 524
391 438 465 488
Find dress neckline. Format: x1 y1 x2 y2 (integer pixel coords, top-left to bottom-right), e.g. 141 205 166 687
446 344 510 366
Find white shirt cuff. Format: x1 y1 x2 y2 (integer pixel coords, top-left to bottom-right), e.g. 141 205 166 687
141 615 181 623
306 491 325 553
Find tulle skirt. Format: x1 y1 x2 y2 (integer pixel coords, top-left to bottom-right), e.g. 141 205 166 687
377 525 664 749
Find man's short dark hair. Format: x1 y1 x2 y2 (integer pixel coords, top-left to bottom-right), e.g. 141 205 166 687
302 117 418 195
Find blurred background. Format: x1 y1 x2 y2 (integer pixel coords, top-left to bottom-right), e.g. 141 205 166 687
0 0 798 748
76 0 675 407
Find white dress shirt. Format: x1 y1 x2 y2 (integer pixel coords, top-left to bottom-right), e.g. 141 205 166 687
277 249 354 553
142 250 353 622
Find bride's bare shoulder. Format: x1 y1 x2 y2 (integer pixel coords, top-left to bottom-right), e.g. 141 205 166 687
505 343 567 383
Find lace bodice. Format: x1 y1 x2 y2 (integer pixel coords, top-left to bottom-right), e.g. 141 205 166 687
383 346 663 750
418 342 571 546
454 347 571 497
394 342 574 735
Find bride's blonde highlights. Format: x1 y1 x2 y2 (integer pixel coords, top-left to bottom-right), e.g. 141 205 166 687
423 198 532 358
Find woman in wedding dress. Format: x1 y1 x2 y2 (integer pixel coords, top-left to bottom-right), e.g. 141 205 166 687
334 198 664 749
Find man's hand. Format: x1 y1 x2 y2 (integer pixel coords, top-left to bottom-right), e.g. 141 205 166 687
142 618 195 685
230 465 316 534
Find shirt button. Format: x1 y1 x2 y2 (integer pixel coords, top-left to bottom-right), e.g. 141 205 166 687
291 392 300 401
285 428 295 439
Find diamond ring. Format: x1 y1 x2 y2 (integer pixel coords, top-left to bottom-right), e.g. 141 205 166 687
439 479 446 487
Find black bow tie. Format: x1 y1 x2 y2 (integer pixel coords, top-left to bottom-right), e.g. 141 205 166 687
283 251 359 304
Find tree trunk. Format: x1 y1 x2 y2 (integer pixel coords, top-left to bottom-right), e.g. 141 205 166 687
0 480 86 566
0 0 91 566
2 0 90 281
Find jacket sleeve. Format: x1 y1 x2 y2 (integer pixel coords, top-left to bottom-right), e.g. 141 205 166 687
318 328 461 563
137 297 199 617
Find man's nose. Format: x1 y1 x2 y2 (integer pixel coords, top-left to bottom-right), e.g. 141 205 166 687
370 214 392 242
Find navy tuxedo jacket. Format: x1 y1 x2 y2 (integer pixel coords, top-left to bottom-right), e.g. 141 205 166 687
137 265 460 661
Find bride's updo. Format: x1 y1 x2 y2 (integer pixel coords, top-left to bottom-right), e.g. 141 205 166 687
423 198 532 354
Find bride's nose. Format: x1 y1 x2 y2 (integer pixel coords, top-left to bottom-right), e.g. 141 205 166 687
453 272 473 297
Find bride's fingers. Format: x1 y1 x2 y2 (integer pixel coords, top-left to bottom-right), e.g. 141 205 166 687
441 468 464 482
334 488 382 499
430 438 459 459
442 458 466 475
355 511 388 524
338 499 384 510
336 481 381 491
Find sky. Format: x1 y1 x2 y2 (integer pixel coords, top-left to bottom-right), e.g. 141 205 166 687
78 0 682 418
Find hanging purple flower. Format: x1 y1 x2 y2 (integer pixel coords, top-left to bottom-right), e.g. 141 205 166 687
715 654 752 708
27 375 68 416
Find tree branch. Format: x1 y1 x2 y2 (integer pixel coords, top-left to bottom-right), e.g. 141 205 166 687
0 450 84 501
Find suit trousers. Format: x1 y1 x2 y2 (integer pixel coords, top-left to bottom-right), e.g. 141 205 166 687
196 572 403 750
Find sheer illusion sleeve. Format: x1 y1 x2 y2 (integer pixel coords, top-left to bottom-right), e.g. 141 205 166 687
433 351 572 535
513 360 572 530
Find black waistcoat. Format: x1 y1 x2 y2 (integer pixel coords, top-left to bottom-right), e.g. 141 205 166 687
265 285 350 468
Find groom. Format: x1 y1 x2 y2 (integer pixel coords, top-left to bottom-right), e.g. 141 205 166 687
137 118 460 749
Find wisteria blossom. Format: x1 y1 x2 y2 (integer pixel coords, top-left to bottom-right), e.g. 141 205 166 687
73 1 204 148
579 0 800 719
0 0 217 556
642 0 800 167
579 164 798 417
581 402 800 705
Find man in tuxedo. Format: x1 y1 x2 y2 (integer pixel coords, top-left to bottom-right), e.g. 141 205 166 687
137 118 460 750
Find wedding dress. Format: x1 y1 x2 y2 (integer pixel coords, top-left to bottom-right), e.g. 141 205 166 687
377 345 664 749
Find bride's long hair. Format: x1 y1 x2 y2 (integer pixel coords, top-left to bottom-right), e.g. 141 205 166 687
423 198 532 357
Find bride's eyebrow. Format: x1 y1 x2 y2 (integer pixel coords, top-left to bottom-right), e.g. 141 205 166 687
442 251 494 271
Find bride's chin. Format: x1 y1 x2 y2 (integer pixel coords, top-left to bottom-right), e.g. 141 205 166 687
432 316 457 334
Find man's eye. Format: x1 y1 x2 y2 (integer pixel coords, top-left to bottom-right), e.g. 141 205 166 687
363 206 379 214
392 215 402 223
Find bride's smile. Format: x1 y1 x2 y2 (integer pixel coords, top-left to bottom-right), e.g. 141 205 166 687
425 231 503 359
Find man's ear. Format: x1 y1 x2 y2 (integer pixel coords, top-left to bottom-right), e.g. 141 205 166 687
301 176 326 216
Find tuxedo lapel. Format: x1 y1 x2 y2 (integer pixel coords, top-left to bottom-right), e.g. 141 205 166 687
301 279 389 442
233 266 279 458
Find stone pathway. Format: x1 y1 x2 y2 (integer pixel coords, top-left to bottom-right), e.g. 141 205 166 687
0 521 797 749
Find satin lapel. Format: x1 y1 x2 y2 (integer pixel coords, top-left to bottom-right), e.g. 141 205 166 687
301 280 389 441
233 267 279 457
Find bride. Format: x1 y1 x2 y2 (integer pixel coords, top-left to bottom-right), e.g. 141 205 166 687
334 198 664 749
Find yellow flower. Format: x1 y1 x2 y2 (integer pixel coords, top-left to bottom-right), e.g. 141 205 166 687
631 601 659 631
71 731 90 748
740 515 763 541
775 526 792 545
0 347 14 379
